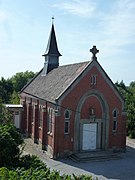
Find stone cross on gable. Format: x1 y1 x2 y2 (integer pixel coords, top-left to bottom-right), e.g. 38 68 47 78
90 45 99 60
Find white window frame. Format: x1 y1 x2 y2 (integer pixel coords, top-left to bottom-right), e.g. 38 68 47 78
31 105 33 122
48 108 53 133
39 105 42 128
31 105 34 123
64 121 70 134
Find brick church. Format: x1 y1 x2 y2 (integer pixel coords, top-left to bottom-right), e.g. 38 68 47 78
20 22 127 159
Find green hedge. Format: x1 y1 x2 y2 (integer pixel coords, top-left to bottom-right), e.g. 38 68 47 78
0 155 94 180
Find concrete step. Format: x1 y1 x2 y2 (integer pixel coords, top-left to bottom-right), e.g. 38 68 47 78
69 151 121 162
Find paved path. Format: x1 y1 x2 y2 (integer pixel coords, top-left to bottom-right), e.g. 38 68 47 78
23 137 135 180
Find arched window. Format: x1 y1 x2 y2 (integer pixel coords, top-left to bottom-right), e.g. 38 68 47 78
65 110 70 119
112 109 118 131
64 110 70 134
90 74 97 85
48 108 53 133
113 110 117 118
31 105 34 123
39 105 42 127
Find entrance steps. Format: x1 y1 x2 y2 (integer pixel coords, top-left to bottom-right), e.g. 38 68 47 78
69 151 121 162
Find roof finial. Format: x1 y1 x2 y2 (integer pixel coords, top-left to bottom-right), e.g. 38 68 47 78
90 45 99 61
52 16 55 25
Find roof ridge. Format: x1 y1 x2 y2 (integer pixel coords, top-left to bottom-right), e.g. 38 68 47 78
59 61 89 68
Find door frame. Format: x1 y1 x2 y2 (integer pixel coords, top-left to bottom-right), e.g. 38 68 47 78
79 118 103 151
74 90 109 152
82 123 97 151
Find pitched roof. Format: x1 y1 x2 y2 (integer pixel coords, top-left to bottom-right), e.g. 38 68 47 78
42 24 61 57
22 61 89 102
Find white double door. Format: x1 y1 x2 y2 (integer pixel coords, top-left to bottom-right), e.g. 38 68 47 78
82 123 97 150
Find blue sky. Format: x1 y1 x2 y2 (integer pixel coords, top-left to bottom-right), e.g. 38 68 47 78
0 0 135 85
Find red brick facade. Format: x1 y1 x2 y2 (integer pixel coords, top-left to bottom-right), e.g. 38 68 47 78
20 59 127 158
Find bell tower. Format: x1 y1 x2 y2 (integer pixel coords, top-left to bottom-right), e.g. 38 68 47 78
42 18 62 75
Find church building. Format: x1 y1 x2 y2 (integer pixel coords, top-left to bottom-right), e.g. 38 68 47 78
20 22 127 159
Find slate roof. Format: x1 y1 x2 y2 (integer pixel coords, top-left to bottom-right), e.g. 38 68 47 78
22 61 89 102
42 24 61 57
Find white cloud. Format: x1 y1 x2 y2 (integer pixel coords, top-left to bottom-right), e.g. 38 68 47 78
52 0 96 17
0 11 7 21
53 0 135 57
95 0 135 58
0 10 12 44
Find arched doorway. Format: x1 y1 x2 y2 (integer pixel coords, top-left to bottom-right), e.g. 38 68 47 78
74 90 109 152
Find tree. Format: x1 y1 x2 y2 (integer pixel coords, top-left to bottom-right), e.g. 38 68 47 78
0 99 12 124
0 100 24 167
0 155 93 179
0 77 13 103
0 124 24 167
115 81 135 138
10 91 20 104
11 71 35 92
126 81 135 138
0 71 35 104
10 71 35 104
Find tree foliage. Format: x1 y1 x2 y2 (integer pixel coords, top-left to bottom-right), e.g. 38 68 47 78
0 77 13 103
0 155 93 180
10 71 35 92
0 124 24 167
0 100 13 124
0 71 35 104
10 91 20 104
115 81 135 138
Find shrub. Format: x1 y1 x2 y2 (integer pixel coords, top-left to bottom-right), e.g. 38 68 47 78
19 154 47 170
0 124 24 167
0 155 94 179
129 130 135 139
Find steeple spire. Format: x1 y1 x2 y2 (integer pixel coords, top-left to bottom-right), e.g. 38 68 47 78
52 16 54 25
42 19 62 76
43 23 61 57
